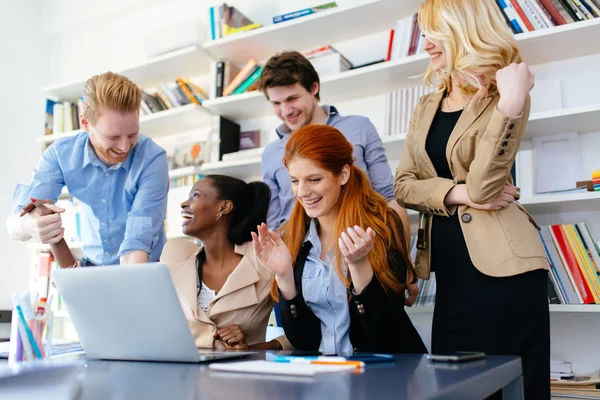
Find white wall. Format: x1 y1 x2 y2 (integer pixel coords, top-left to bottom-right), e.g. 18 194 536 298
0 3 45 309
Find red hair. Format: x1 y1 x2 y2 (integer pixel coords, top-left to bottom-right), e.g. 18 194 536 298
271 125 414 299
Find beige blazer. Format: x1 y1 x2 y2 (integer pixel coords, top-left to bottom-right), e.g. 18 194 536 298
394 90 548 279
160 238 291 350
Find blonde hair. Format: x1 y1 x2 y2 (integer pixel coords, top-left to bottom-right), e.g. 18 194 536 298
82 72 142 124
419 0 522 102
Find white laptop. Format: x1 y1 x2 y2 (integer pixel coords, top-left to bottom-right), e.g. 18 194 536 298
52 263 256 363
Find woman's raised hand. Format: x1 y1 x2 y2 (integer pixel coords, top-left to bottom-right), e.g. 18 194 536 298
338 226 376 267
251 223 293 278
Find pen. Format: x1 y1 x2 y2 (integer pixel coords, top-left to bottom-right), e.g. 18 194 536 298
311 361 365 368
274 356 347 363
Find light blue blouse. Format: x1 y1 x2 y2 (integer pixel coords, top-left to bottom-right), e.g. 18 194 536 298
302 219 353 355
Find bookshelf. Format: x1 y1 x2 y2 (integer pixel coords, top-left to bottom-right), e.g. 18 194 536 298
37 103 211 144
202 19 600 121
203 0 422 64
526 103 600 139
33 0 600 379
41 45 211 102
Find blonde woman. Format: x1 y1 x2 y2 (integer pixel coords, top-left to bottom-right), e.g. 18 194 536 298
394 0 549 398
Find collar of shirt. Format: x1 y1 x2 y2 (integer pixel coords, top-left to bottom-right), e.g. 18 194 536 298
82 133 133 172
275 105 340 139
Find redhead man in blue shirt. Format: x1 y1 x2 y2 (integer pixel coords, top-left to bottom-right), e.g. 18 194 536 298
257 51 418 305
7 72 168 266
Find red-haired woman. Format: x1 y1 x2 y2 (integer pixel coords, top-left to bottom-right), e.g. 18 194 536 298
252 125 426 354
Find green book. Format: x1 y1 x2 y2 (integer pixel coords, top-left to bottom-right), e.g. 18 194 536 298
232 66 264 95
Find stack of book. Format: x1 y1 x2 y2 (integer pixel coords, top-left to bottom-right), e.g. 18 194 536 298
140 78 208 115
386 14 426 62
210 59 263 98
303 45 352 77
209 3 261 40
540 223 600 305
551 368 600 398
383 85 436 137
496 0 600 34
45 98 84 136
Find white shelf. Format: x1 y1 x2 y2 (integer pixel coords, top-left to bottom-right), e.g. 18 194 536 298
41 45 211 101
203 19 600 121
526 104 600 139
139 104 211 138
37 104 211 144
203 0 422 64
406 304 600 313
201 156 263 177
519 191 600 213
169 166 203 179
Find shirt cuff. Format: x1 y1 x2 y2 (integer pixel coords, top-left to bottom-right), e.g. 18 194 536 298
12 184 33 213
118 215 153 257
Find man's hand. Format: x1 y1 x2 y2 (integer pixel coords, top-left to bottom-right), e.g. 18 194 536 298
20 199 66 244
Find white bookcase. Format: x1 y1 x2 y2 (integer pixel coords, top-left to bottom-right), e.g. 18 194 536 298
32 0 599 380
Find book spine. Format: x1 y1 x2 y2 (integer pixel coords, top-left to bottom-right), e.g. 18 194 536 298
496 0 524 33
232 67 263 95
531 0 556 25
273 8 313 23
215 61 225 98
519 0 548 28
539 0 568 23
550 224 594 303
511 0 536 30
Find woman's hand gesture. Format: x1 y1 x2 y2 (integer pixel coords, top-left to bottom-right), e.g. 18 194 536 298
251 223 293 278
338 226 376 267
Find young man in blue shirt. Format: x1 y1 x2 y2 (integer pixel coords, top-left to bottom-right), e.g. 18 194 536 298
257 51 417 305
257 51 409 231
7 72 169 266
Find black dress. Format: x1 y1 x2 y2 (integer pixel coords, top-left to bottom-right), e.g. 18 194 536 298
425 107 550 400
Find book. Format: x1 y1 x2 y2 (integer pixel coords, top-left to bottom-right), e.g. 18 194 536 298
232 66 263 95
44 99 56 136
222 59 257 96
273 2 338 24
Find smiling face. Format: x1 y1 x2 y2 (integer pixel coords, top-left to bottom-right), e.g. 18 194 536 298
423 36 446 72
180 178 227 237
287 157 349 221
82 107 140 166
266 82 320 132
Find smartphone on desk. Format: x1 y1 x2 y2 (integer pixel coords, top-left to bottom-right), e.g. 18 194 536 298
427 351 485 363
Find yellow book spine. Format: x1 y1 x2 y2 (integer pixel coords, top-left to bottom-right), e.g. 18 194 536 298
563 225 600 303
224 22 261 36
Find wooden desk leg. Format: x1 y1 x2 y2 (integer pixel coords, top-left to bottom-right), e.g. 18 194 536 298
502 375 524 400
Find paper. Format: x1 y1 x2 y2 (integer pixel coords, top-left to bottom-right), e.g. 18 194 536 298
208 360 356 376
532 132 583 194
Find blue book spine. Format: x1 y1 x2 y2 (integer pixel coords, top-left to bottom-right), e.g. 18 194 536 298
538 231 570 303
273 8 314 23
209 6 216 40
496 0 523 34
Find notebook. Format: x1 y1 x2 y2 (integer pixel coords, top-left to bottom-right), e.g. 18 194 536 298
208 360 356 376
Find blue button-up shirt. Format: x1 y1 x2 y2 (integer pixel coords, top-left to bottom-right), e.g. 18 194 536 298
303 219 352 355
262 105 394 230
13 132 169 265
